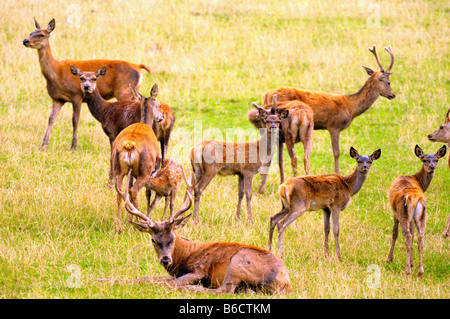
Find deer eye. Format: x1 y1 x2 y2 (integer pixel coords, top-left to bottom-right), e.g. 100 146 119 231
151 238 156 245
440 126 444 130
80 77 85 81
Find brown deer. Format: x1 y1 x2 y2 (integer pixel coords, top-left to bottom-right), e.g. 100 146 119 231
70 65 163 185
146 158 192 220
427 108 450 237
258 45 394 174
190 97 288 223
23 18 151 150
387 145 447 277
268 147 381 259
103 176 292 294
248 99 314 187
110 82 162 233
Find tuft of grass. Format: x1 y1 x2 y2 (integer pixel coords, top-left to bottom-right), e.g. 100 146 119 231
0 0 449 298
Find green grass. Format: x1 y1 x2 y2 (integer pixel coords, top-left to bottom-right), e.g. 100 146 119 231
0 0 449 298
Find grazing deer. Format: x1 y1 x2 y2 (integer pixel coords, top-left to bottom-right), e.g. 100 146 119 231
427 108 450 238
258 45 394 174
104 176 292 295
70 65 168 185
146 158 192 220
387 145 447 276
190 97 288 223
248 99 314 187
23 18 151 150
268 147 381 259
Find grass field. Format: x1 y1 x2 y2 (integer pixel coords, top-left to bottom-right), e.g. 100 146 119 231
0 0 449 299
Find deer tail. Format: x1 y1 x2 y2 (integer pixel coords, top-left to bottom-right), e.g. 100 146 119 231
122 140 136 151
279 183 291 208
138 64 151 74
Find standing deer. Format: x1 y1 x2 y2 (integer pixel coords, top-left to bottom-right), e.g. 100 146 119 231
70 65 163 185
248 99 314 188
257 45 394 174
387 145 447 277
23 18 151 150
146 158 192 220
104 175 292 295
427 108 450 238
190 97 288 223
268 147 381 259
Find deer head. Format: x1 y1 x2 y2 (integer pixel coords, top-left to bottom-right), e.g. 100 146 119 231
363 45 395 100
414 145 447 173
116 171 192 267
252 95 289 133
70 65 106 94
349 146 381 174
23 18 55 49
130 84 164 124
428 108 450 144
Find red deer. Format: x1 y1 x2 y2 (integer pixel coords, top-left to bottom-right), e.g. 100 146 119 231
190 96 288 223
146 158 192 220
268 147 381 259
248 99 314 188
23 18 151 150
256 45 394 174
110 83 162 233
70 65 163 185
387 145 447 276
103 176 292 294
427 108 450 237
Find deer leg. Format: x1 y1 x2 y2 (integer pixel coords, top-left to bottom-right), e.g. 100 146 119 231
193 170 218 223
168 189 177 219
41 100 64 150
400 220 413 276
243 173 254 223
70 97 82 151
331 209 342 261
278 140 285 184
416 217 425 278
115 172 127 234
387 218 399 263
236 174 244 220
443 214 450 238
268 207 289 251
257 172 268 194
285 136 298 178
323 208 331 258
147 192 162 219
329 129 341 174
276 202 307 258
301 124 313 175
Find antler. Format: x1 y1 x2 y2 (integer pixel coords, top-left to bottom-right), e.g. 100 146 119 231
446 107 450 119
368 45 385 73
115 170 155 227
170 189 193 221
384 45 394 73
271 95 277 114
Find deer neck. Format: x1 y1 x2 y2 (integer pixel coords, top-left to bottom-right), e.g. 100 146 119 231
343 168 369 196
37 43 59 82
83 89 108 122
257 128 278 162
413 166 434 192
346 77 380 118
167 234 205 277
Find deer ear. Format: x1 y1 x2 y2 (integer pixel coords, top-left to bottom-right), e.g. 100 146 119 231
277 108 289 119
151 83 159 98
252 102 268 120
34 17 41 29
129 84 142 101
414 145 424 158
362 66 374 76
129 220 152 233
370 149 382 160
349 146 360 159
435 145 447 159
95 66 107 77
70 65 82 76
47 19 55 33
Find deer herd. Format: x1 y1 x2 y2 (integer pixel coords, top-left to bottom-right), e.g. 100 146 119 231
23 18 449 294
